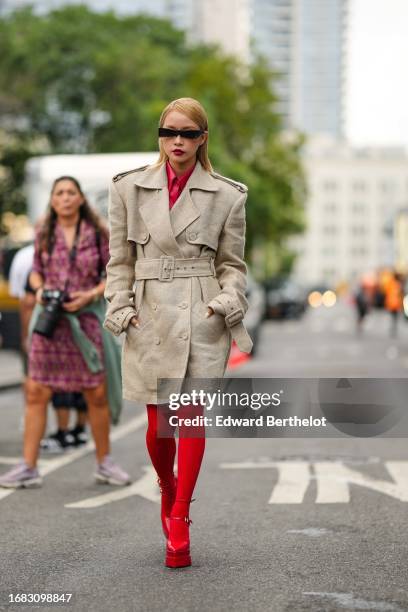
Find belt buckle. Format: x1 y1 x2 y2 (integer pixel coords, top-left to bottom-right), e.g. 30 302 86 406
225 308 244 327
159 255 175 281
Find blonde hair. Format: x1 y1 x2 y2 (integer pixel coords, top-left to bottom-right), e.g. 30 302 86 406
154 97 213 172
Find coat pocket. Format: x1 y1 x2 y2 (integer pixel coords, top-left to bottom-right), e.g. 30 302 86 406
185 227 219 251
192 299 226 343
127 300 153 334
127 225 150 245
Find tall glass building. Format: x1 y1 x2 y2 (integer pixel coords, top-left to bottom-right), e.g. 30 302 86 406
250 0 293 124
250 0 348 138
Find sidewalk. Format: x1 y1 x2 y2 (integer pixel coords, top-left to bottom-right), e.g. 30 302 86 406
0 349 23 391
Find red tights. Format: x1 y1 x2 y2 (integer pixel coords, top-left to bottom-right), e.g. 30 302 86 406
146 403 205 518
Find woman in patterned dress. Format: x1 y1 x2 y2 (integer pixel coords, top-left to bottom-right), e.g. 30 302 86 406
0 176 130 488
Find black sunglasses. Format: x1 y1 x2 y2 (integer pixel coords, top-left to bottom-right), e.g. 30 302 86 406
158 127 205 139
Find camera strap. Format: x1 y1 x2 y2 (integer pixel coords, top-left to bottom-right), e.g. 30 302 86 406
63 218 82 293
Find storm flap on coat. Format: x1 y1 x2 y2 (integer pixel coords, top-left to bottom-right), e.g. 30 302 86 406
103 160 253 405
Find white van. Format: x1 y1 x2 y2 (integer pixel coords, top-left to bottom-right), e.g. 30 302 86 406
25 152 158 222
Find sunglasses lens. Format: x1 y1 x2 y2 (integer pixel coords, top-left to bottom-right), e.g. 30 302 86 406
184 130 203 139
158 128 204 139
158 128 175 137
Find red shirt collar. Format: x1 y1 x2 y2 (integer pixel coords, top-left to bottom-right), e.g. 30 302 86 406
166 160 196 191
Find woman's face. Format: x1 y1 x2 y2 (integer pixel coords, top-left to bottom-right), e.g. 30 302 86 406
51 180 83 220
160 110 207 170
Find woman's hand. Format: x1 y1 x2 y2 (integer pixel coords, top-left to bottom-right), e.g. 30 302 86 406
35 288 44 305
130 316 140 328
62 290 94 313
205 307 214 318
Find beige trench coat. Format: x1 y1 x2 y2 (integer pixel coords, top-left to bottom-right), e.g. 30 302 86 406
103 160 253 404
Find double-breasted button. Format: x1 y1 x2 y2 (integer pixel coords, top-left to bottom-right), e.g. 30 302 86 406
178 302 188 309
181 332 189 340
188 232 197 240
152 303 158 310
154 337 160 345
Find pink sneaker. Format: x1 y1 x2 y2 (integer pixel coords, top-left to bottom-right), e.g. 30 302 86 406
0 461 42 489
94 455 131 486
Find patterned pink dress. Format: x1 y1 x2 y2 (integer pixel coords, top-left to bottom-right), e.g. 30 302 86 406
28 219 110 391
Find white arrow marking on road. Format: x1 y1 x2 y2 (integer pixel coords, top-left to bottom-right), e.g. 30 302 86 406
313 461 408 503
269 461 310 504
221 460 408 503
65 465 160 509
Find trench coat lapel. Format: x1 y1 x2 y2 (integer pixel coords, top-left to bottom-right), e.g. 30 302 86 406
170 161 219 238
134 161 219 255
135 164 182 257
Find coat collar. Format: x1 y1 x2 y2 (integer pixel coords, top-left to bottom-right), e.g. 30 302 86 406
135 161 218 257
133 160 219 192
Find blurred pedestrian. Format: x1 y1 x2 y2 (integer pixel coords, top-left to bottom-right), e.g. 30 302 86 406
9 242 89 452
103 97 252 568
384 271 404 338
354 283 369 333
8 243 36 369
0 176 129 489
353 273 376 334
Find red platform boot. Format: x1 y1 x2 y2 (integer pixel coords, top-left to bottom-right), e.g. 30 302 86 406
157 476 177 539
165 497 195 568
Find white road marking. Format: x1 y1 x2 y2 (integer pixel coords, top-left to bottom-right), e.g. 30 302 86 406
303 592 404 611
316 346 330 358
386 346 399 360
347 344 362 356
39 412 147 476
333 318 349 332
269 461 310 504
65 465 159 509
0 456 53 466
287 528 330 537
0 456 25 466
311 322 325 332
0 413 147 503
221 460 408 503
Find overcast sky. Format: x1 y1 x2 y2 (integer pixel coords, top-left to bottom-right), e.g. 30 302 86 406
346 0 408 147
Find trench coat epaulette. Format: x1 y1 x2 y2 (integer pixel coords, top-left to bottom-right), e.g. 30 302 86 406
112 165 149 182
210 172 248 193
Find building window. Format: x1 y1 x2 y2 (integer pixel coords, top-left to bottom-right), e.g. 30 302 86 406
322 225 337 235
352 180 366 192
322 179 338 192
321 246 336 257
324 202 337 214
379 180 396 194
351 202 366 213
351 247 367 256
350 226 367 236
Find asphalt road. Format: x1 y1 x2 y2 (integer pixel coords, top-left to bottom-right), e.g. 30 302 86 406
0 300 407 612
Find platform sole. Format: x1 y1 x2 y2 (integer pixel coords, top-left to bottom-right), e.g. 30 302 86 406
94 474 131 486
0 478 42 489
165 550 192 568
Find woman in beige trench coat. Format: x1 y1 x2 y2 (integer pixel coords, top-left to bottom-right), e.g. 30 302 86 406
103 97 252 568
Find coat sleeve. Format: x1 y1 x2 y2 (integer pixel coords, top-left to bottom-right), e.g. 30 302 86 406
207 191 250 328
103 180 138 336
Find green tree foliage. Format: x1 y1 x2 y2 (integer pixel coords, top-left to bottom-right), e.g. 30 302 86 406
0 5 306 273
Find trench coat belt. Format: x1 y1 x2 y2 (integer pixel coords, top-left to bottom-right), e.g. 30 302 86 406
134 255 216 281
134 255 253 354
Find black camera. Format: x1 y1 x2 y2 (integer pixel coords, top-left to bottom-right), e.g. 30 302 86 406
32 289 69 338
